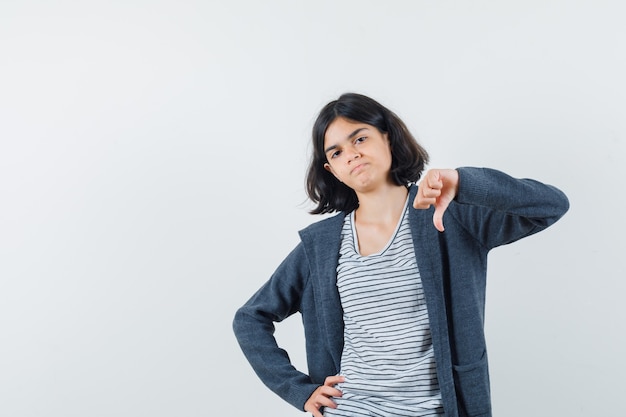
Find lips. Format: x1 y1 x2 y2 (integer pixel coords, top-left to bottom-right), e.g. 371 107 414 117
350 163 367 175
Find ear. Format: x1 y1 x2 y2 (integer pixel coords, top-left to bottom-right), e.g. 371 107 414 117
324 162 341 181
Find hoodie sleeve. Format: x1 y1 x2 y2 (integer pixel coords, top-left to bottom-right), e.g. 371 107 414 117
232 242 319 411
447 167 570 250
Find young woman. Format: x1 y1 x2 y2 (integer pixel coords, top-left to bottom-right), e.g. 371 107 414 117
233 93 569 417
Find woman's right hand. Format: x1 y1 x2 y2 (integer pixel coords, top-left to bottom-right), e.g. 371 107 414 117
413 168 459 232
304 375 345 417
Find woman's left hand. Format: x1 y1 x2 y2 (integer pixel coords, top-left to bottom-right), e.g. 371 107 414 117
413 169 459 232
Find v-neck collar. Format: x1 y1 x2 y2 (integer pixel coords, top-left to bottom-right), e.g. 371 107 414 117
348 193 410 257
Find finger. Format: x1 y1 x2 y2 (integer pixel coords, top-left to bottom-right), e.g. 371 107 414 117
305 375 345 416
427 170 443 189
433 207 445 232
421 187 442 199
433 199 451 232
316 394 339 409
310 409 324 417
413 192 436 209
414 182 437 209
305 396 335 416
413 184 437 209
307 391 340 411
413 196 436 209
324 375 345 386
413 199 429 209
315 386 343 401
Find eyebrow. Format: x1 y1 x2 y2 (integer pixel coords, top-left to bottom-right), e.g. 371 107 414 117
324 127 369 154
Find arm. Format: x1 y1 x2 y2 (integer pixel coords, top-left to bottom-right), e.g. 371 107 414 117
232 243 320 410
414 167 569 248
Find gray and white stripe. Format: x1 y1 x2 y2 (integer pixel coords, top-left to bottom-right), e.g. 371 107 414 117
325 201 444 417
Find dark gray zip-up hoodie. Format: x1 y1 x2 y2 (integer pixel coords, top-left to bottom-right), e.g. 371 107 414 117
233 167 569 416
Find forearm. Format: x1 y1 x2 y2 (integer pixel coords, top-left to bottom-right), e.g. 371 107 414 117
233 307 319 409
449 167 569 248
455 167 569 225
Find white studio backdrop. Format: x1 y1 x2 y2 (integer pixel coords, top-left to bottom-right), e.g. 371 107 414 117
0 1 624 416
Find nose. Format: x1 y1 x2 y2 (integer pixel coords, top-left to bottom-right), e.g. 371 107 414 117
347 146 360 162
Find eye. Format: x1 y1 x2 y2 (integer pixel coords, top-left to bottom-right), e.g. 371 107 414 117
330 150 342 159
355 136 366 144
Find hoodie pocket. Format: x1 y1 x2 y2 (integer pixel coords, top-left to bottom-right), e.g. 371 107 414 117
452 352 491 416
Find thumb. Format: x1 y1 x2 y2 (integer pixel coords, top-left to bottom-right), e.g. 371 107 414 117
433 199 450 232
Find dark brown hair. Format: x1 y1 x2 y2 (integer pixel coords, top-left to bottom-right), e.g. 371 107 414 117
306 93 429 214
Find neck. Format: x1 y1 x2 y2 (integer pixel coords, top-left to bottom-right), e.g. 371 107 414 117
354 183 409 225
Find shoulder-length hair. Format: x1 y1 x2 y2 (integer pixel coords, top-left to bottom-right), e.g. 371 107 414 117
306 93 429 214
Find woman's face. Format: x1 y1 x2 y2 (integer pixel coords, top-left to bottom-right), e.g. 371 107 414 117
323 117 393 193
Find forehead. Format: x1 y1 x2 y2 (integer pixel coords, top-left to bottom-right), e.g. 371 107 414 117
324 117 372 146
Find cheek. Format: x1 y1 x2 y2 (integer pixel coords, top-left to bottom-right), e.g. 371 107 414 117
384 148 394 166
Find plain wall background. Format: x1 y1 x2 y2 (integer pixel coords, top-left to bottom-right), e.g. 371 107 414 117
1 1 624 416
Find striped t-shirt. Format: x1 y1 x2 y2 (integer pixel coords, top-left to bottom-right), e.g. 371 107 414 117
324 199 444 417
